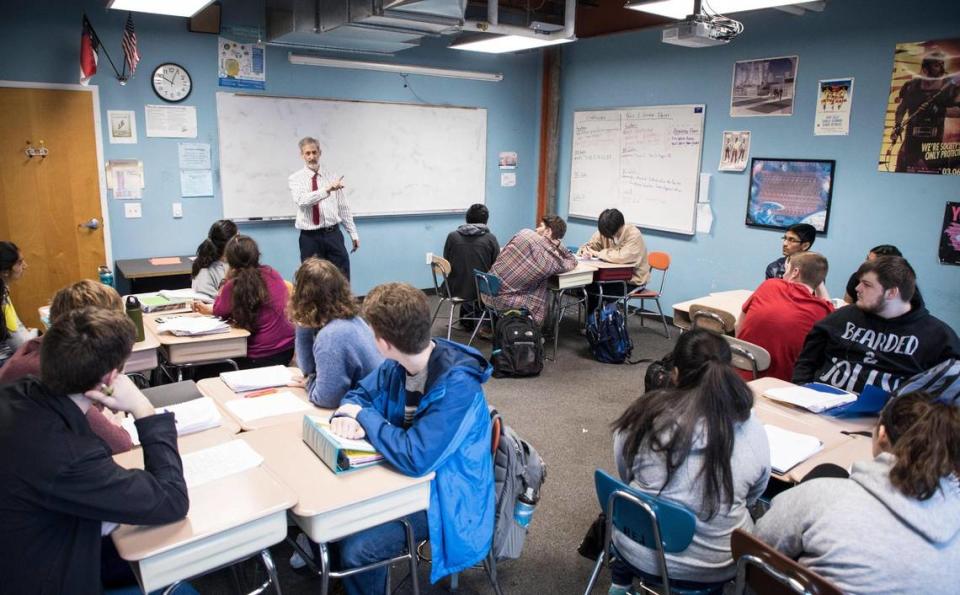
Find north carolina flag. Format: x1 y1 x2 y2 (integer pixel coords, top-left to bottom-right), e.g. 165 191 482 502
80 15 99 85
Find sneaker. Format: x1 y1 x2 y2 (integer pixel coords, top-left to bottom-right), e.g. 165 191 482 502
289 533 314 570
607 585 635 595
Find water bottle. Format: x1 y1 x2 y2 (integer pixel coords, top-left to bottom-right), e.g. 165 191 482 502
98 265 114 288
125 295 145 342
514 486 538 528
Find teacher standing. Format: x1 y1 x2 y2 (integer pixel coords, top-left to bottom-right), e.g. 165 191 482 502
288 137 359 278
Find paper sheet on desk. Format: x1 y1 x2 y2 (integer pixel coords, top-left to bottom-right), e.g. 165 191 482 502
182 440 263 488
149 257 182 266
764 384 856 413
765 425 823 474
157 316 230 337
122 397 223 446
224 391 311 422
220 365 293 392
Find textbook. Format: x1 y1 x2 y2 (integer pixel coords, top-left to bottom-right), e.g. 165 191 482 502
302 415 384 474
763 383 857 414
138 293 191 313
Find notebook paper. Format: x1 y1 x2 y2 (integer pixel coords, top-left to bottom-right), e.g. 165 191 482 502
220 365 293 392
182 440 263 488
764 384 856 413
765 424 823 474
122 396 222 446
224 391 311 422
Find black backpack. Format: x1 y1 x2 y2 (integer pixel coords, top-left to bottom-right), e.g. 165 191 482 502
585 302 635 364
491 309 543 378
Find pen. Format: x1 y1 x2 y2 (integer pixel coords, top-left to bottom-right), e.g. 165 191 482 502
245 388 278 398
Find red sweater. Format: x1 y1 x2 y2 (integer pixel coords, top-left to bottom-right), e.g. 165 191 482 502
0 337 134 454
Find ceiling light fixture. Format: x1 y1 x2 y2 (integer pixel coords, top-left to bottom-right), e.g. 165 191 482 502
107 0 215 18
626 0 811 20
450 35 575 54
288 53 503 82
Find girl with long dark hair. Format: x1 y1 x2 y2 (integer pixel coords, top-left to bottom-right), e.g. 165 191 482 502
609 329 770 593
756 392 960 593
191 219 238 299
1 242 37 367
210 235 294 368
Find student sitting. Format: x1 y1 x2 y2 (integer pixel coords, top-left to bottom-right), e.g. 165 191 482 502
765 223 816 280
754 392 960 594
288 258 383 408
0 280 134 453
0 307 189 593
578 208 650 313
443 203 500 328
485 214 577 327
191 219 238 300
196 235 295 368
0 241 38 367
736 252 834 381
329 283 494 594
842 243 925 308
609 329 770 593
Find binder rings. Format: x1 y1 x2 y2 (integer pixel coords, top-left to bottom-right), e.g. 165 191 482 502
302 415 384 474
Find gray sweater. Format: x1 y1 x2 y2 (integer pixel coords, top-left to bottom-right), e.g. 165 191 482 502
191 260 227 300
295 317 383 409
612 412 770 583
755 453 960 594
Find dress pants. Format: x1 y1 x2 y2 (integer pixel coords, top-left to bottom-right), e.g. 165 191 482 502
299 226 351 279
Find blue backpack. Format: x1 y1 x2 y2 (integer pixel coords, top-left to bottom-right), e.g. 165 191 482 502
586 303 645 365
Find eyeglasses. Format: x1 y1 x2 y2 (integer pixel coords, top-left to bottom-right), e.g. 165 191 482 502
781 236 802 243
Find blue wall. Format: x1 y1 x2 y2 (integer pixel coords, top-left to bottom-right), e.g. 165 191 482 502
557 0 960 330
1 0 542 294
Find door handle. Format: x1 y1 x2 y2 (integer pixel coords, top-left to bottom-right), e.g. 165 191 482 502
79 218 101 230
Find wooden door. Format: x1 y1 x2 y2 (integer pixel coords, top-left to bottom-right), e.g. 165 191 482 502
0 87 106 329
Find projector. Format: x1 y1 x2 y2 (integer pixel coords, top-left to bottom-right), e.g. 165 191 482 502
662 19 731 47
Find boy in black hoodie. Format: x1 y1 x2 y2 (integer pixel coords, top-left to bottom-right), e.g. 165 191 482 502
442 203 499 328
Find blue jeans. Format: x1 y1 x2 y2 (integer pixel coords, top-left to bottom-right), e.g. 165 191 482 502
337 511 430 595
610 555 726 593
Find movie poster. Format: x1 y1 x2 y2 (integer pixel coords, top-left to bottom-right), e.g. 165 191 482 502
719 131 750 171
879 39 960 175
815 78 854 136
941 201 960 265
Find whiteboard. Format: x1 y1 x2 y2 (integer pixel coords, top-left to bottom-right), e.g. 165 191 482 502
216 93 487 219
568 105 705 235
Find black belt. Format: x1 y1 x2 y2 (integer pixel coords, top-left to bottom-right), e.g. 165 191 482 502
306 225 339 233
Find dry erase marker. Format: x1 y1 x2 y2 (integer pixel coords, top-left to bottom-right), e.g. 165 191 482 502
245 388 278 398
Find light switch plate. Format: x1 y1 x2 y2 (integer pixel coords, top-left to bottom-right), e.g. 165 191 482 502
124 203 142 218
172 202 183 218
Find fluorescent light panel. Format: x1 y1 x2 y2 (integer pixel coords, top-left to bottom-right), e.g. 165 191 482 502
626 0 809 20
107 0 214 18
450 35 575 54
288 54 503 82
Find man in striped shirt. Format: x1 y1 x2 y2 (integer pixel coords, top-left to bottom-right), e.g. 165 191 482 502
288 137 359 278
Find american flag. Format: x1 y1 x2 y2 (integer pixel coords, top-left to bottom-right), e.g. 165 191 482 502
121 12 140 78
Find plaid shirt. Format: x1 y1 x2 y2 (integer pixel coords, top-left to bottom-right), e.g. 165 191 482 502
288 166 358 240
486 229 577 325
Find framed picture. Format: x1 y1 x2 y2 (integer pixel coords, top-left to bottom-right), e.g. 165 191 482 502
745 158 836 233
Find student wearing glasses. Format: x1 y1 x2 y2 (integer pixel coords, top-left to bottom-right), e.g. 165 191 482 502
765 224 816 280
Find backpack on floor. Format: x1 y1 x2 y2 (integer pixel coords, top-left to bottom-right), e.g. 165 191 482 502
490 408 547 562
586 302 636 364
491 309 543 378
893 358 960 406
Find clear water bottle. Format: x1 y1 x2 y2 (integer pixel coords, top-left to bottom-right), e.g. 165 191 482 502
125 295 145 342
514 486 538 528
98 265 114 288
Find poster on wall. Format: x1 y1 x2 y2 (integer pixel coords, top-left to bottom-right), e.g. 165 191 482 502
730 56 798 117
878 38 960 175
719 131 751 171
107 110 137 144
941 201 960 265
814 78 854 136
745 158 835 233
218 37 265 90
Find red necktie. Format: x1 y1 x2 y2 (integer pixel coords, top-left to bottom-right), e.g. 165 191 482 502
311 173 320 226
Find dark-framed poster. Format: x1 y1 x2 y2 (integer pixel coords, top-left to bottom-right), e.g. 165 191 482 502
745 158 836 233
941 201 960 265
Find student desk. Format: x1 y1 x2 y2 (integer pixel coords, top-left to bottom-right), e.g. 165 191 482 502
240 421 434 594
39 305 160 374
198 376 330 431
115 256 194 295
547 262 598 360
112 426 296 594
672 289 753 330
749 377 875 483
145 313 249 380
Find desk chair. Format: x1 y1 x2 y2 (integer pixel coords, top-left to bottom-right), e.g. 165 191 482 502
584 470 718 595
724 336 771 379
624 252 671 338
469 270 503 346
731 529 842 595
689 304 736 336
429 255 483 340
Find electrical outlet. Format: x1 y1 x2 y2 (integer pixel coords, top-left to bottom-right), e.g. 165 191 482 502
172 202 183 218
425 252 433 265
124 203 142 218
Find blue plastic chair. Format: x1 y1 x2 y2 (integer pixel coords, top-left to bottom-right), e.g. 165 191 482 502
583 469 716 595
469 269 503 346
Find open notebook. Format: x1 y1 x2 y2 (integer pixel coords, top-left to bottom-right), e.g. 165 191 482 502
764 424 823 474
121 396 222 446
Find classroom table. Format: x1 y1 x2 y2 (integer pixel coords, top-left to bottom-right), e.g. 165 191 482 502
144 313 249 380
547 262 597 360
672 289 753 330
198 375 330 431
112 426 297 594
749 377 875 483
116 256 195 295
239 421 434 595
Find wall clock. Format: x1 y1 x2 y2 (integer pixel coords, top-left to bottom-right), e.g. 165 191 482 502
151 63 192 103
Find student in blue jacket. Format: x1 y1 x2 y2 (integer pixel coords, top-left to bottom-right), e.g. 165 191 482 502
330 282 495 594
